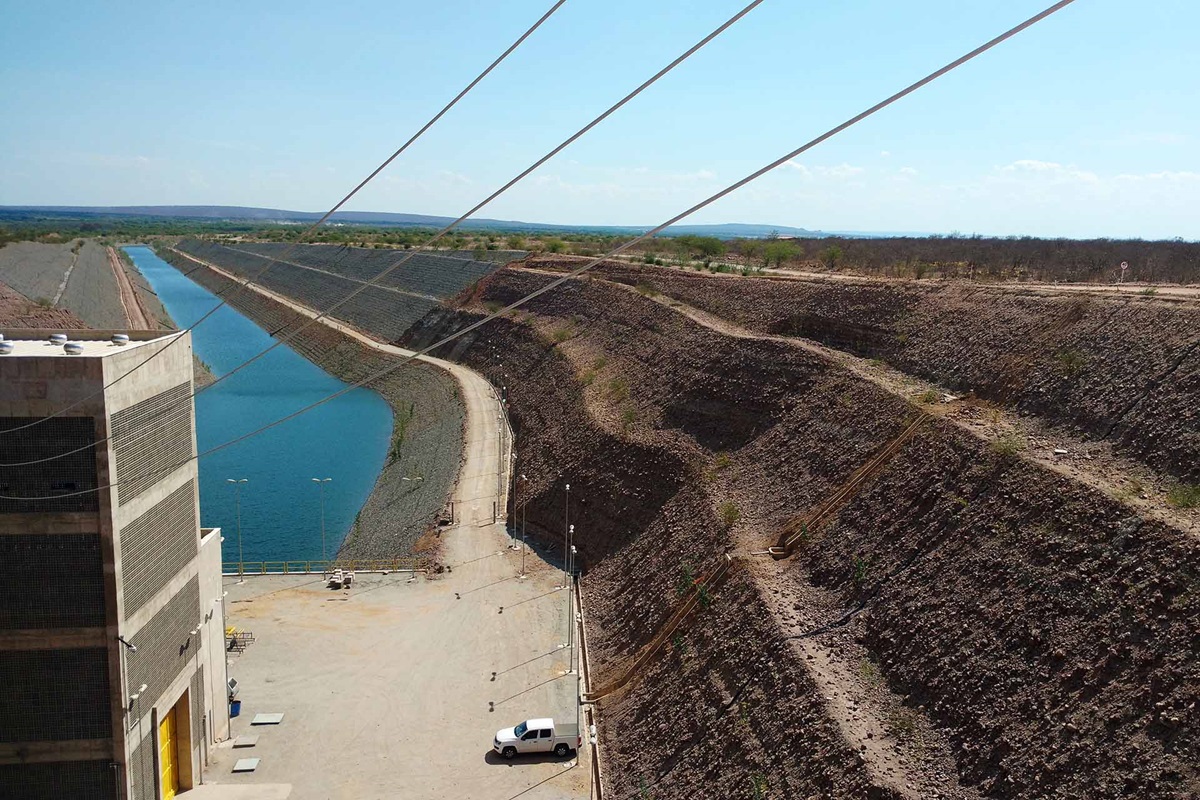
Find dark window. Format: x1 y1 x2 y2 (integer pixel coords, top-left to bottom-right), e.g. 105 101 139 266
539 729 552 739
522 730 538 741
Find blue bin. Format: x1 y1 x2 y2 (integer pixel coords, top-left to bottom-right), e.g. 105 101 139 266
230 700 242 718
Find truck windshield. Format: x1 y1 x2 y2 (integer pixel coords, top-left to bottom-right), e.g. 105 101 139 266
513 722 527 737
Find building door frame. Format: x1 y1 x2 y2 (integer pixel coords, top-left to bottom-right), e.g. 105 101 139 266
155 689 194 799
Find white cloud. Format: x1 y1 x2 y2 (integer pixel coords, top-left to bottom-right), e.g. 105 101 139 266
898 167 918 177
822 163 866 178
996 160 1099 184
1114 170 1200 183
782 162 864 179
880 150 891 158
782 160 811 177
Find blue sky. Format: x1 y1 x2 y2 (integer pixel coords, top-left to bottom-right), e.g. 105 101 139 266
1 0 1196 238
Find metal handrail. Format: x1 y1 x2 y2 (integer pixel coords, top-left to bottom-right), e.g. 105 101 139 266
221 557 420 576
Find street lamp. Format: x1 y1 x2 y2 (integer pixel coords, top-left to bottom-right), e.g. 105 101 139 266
518 474 528 577
567 543 577 669
225 479 248 583
311 478 332 576
562 483 571 588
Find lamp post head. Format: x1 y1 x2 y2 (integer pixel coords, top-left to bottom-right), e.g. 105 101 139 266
226 478 247 484
566 483 570 491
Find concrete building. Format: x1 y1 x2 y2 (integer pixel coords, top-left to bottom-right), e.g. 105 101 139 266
0 329 228 800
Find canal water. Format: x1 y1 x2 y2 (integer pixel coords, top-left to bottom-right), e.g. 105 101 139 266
123 246 392 563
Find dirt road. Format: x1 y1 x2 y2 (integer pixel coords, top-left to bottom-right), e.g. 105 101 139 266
108 245 153 328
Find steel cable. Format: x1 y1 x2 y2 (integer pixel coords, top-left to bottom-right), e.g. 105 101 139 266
0 0 1079 498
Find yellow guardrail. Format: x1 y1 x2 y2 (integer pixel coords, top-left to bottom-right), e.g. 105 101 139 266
222 558 419 576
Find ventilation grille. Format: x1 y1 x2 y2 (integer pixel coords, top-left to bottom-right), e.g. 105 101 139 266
0 417 98 514
111 383 194 506
120 480 198 618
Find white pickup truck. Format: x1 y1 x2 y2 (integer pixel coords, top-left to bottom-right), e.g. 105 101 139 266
493 717 580 759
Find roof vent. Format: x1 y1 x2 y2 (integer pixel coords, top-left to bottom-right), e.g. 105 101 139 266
111 334 130 346
50 333 68 345
0 342 13 355
64 342 84 355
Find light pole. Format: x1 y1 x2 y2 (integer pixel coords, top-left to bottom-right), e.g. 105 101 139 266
572 544 580 733
562 483 571 588
567 542 577 672
566 532 576 657
225 479 248 582
311 478 332 576
518 474 528 577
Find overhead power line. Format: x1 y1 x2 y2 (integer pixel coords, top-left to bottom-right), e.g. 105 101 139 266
0 0 569 438
0 0 767 468
0 0 1079 499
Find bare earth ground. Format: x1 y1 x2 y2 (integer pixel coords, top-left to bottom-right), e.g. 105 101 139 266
108 245 154 328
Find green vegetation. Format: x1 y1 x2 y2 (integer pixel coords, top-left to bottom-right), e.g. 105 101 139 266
858 658 883 687
387 402 416 466
718 500 741 528
852 555 871 589
991 433 1026 458
917 389 940 404
886 706 920 742
1054 349 1087 376
607 376 629 402
1166 483 1200 509
676 562 696 598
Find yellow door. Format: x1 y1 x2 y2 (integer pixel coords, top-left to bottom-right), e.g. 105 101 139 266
160 707 179 800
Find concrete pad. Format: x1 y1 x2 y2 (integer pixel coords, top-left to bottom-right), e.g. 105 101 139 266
185 785 291 800
233 735 259 748
233 758 261 772
213 566 589 799
250 713 284 725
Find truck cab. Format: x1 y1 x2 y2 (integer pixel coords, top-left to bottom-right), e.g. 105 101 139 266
493 717 580 759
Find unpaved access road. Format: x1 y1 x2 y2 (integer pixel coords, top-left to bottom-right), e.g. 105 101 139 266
171 250 592 800
109 245 153 328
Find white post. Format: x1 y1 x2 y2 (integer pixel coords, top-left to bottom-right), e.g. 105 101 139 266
562 484 571 588
312 478 332 576
226 479 248 582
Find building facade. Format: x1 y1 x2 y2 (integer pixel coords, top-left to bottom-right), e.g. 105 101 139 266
0 329 228 800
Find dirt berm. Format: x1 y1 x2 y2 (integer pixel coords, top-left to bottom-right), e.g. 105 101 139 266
406 267 1200 799
535 258 1200 484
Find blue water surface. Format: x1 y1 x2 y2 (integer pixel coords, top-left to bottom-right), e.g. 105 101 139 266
123 246 392 562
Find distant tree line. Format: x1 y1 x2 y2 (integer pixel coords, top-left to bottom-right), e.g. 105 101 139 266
716 235 1200 284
